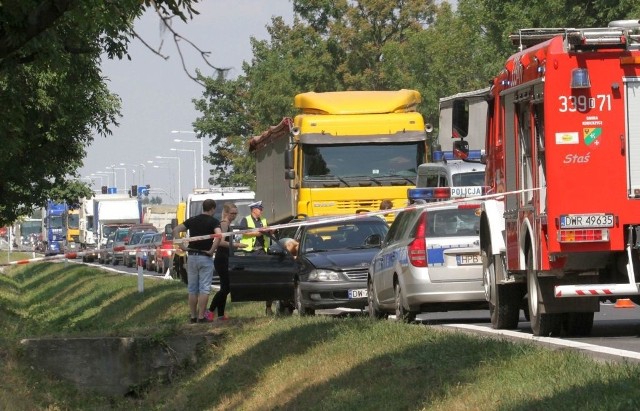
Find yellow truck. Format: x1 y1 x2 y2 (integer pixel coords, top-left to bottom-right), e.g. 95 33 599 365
249 89 430 224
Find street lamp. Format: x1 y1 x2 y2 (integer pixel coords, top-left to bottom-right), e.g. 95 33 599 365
90 174 106 186
156 155 181 201
170 148 197 191
100 169 116 187
149 163 175 201
110 165 127 190
172 130 204 188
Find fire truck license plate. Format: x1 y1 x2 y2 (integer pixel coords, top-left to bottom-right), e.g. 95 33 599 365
560 214 614 228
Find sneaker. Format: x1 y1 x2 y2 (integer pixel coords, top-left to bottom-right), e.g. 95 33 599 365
190 317 197 324
197 317 213 323
204 310 215 321
217 315 229 322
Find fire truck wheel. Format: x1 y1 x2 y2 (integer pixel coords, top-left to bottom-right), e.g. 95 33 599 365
527 248 562 336
484 247 519 329
563 312 594 337
394 282 416 323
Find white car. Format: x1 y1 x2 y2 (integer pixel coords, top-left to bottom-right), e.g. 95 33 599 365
367 187 487 322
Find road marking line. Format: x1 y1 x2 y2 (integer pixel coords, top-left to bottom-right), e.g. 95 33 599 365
442 323 640 361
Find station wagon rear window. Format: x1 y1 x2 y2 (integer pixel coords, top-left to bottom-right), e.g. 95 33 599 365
426 208 480 237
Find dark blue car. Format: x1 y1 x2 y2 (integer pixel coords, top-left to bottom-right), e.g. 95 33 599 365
229 216 389 316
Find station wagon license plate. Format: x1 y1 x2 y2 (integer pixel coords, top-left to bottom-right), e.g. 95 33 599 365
560 214 614 228
348 288 368 299
456 254 481 265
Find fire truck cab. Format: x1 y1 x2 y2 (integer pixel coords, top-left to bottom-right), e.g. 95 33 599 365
453 20 640 336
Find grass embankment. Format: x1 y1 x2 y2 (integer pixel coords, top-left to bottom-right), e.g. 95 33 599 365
1 262 640 410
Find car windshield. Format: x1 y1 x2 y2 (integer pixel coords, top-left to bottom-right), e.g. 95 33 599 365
129 232 146 244
115 230 129 241
301 220 388 253
427 207 480 237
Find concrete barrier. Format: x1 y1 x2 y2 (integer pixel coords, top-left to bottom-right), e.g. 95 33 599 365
20 334 218 396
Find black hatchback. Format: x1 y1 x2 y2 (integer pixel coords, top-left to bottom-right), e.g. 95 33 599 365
228 216 389 316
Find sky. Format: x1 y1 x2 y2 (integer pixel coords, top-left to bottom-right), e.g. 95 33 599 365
79 1 294 204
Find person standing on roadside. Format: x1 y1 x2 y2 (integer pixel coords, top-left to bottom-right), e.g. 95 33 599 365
238 200 274 315
208 202 247 321
172 199 221 324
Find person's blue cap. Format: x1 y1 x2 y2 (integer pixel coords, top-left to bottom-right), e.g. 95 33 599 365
249 200 263 210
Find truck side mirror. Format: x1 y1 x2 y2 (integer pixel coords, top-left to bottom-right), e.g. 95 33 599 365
452 99 469 138
284 148 294 170
453 140 470 160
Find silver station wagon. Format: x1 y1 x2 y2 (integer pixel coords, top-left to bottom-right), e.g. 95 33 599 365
367 188 487 322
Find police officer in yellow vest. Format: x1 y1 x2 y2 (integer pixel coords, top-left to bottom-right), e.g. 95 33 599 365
238 200 274 314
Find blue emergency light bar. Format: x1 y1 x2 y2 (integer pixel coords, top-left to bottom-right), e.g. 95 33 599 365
432 150 483 162
407 187 451 202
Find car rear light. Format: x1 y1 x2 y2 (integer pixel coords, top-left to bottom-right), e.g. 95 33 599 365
408 213 428 267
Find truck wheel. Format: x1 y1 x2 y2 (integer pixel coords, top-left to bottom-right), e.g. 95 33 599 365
367 278 385 319
483 247 520 329
527 248 562 336
295 283 314 316
563 312 594 337
394 282 416 323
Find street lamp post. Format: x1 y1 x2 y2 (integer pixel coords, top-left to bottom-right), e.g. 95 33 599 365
156 155 181 201
110 165 127 190
170 148 197 192
149 163 175 201
101 169 116 187
90 174 106 187
172 130 204 188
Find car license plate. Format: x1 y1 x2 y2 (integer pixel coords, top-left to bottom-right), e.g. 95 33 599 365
560 214 614 228
456 253 481 265
348 288 368 299
451 186 482 198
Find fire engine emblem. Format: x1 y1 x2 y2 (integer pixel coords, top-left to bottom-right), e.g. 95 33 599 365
583 128 602 146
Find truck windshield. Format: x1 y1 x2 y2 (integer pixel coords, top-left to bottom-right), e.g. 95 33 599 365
49 216 63 229
67 213 80 229
20 221 41 236
302 142 424 184
189 199 253 226
452 171 485 186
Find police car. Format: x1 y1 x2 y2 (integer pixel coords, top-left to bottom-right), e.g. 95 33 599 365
366 187 487 322
415 150 485 198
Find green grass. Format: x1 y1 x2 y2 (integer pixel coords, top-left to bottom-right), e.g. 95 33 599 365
2 262 640 410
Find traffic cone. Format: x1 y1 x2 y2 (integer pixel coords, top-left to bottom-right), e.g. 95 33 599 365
614 298 636 308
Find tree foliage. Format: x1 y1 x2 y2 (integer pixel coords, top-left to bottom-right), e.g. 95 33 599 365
196 0 640 183
0 0 200 226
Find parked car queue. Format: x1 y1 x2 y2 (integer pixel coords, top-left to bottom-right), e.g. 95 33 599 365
89 185 485 322
96 224 175 275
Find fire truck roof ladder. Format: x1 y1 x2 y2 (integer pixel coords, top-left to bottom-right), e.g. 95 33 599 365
510 20 640 51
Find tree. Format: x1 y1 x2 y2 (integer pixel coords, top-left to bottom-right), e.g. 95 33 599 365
0 1 200 226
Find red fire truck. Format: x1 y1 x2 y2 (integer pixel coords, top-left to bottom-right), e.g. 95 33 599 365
452 20 640 336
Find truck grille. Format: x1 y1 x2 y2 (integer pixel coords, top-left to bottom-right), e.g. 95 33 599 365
336 200 378 210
